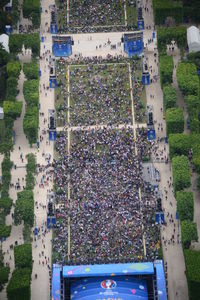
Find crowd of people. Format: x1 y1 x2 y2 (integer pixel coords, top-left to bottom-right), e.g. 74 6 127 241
55 57 146 127
52 125 160 265
55 0 137 33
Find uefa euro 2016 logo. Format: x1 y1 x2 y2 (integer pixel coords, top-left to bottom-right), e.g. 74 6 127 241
101 279 117 289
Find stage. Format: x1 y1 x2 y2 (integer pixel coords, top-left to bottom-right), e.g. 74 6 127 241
51 261 167 300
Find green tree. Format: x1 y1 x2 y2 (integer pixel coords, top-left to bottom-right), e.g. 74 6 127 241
184 249 200 300
14 243 32 270
6 268 31 300
14 190 34 227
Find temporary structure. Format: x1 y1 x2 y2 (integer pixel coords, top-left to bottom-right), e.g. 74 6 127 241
187 26 200 53
0 34 9 53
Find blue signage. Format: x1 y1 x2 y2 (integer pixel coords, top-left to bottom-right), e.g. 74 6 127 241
147 129 156 141
49 77 57 88
137 19 144 30
49 131 57 141
41 36 44 43
47 216 56 228
50 24 58 34
142 73 150 85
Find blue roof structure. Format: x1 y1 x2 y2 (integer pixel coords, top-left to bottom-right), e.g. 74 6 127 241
63 262 154 278
51 261 167 300
71 276 148 300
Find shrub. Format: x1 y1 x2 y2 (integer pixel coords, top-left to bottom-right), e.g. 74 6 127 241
192 144 200 173
169 133 191 159
177 62 199 97
3 101 22 120
0 225 11 239
23 225 33 243
26 154 36 174
6 268 31 300
163 85 177 110
14 243 32 270
181 221 198 249
23 62 38 80
172 155 191 193
6 61 21 79
0 266 10 291
166 108 184 136
153 0 183 25
184 249 200 300
1 155 13 197
14 190 34 227
160 55 174 86
176 191 194 221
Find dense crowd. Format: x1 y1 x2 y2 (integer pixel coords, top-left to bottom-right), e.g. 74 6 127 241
52 127 160 265
56 0 136 33
55 57 145 127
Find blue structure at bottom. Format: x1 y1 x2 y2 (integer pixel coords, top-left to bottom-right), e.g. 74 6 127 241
52 261 167 300
124 32 143 57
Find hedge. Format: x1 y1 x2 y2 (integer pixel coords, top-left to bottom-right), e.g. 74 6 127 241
153 0 183 25
166 107 184 136
185 95 200 134
23 62 38 80
6 61 21 79
157 26 187 53
9 34 40 57
172 155 191 193
3 101 22 120
192 144 200 173
159 55 174 86
23 79 39 106
6 77 18 100
163 85 177 110
184 249 200 300
177 62 199 97
14 243 32 270
181 221 198 249
169 133 191 159
23 0 40 20
0 224 11 239
0 117 14 154
7 268 31 300
14 190 34 227
1 155 13 198
25 154 36 190
176 191 194 221
23 106 38 145
0 266 10 291
183 0 200 23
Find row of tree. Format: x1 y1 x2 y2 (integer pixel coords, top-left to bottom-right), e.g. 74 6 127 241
23 62 39 145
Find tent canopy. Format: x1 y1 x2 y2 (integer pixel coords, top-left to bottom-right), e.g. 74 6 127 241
0 34 9 52
187 26 200 53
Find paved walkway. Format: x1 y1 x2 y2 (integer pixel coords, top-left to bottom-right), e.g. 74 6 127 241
143 1 189 299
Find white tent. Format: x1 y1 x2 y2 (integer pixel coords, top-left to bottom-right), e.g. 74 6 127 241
187 26 200 53
0 34 9 53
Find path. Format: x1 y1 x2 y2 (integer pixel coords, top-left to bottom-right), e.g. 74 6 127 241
143 1 189 299
31 0 55 299
57 123 147 132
